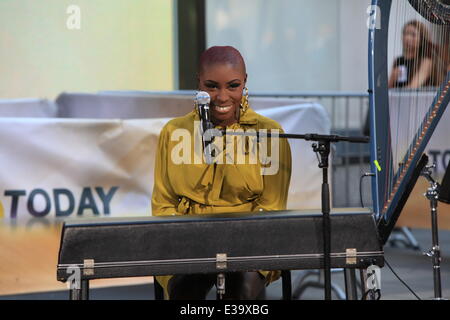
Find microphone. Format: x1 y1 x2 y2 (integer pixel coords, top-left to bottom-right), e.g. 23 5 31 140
196 91 213 135
195 91 215 163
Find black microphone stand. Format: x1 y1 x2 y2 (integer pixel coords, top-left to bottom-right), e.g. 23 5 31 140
220 130 369 300
421 163 446 300
301 134 369 300
310 138 332 300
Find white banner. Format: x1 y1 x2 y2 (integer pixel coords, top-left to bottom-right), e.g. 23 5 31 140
0 118 165 224
0 103 330 225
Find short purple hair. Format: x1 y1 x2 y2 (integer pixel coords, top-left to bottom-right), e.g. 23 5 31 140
198 46 246 75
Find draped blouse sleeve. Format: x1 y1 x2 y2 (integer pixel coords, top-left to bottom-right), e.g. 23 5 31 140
151 123 180 216
253 126 292 211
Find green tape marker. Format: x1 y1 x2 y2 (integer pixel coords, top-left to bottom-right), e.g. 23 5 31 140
374 160 382 172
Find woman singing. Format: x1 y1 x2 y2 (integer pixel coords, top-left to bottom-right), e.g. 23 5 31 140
151 46 292 299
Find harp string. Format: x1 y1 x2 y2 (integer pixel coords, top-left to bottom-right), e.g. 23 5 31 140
382 0 450 214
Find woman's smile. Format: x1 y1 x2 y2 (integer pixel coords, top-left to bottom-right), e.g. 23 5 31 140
212 104 233 114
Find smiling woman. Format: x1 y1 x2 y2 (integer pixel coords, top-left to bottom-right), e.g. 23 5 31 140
151 46 292 300
198 46 248 127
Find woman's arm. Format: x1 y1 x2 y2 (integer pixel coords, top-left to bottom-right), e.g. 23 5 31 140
407 57 433 88
388 67 400 88
151 125 181 216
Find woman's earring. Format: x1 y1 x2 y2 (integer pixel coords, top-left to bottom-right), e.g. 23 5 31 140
193 90 199 111
240 87 249 113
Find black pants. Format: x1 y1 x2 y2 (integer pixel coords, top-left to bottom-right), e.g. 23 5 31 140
168 272 266 300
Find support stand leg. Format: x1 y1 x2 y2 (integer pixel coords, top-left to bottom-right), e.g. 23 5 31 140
69 288 80 300
422 163 446 300
312 141 332 300
344 268 357 300
360 269 368 300
81 280 89 300
281 270 292 300
70 280 89 300
216 273 225 300
425 186 443 299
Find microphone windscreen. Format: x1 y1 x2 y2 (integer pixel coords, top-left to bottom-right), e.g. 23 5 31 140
196 91 210 105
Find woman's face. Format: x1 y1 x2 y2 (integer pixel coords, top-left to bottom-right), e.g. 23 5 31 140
403 25 420 53
198 63 247 127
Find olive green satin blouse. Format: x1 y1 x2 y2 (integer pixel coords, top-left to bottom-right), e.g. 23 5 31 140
151 106 292 298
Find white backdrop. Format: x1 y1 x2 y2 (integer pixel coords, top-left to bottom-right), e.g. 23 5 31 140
0 97 330 224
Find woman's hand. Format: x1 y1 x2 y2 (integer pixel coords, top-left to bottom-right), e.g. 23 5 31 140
388 66 401 88
406 57 432 89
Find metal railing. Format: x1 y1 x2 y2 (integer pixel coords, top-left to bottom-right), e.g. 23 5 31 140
152 90 371 207
250 92 371 208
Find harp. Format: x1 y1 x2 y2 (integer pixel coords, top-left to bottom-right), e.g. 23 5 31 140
369 0 450 244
